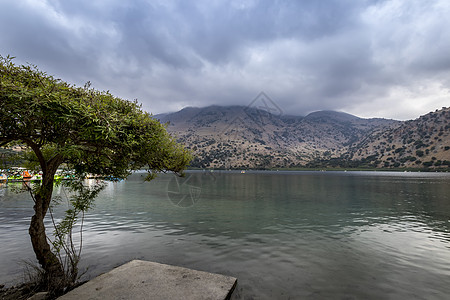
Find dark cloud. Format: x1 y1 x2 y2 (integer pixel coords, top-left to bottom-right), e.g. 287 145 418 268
1 0 449 120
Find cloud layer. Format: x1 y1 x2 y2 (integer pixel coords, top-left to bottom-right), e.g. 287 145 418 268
1 0 449 119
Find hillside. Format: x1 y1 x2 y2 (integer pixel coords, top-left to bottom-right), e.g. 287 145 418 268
156 106 399 169
347 107 450 169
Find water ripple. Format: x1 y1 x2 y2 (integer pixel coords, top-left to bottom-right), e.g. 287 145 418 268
1 172 450 299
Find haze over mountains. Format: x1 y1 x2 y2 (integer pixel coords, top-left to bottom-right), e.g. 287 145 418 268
156 106 450 170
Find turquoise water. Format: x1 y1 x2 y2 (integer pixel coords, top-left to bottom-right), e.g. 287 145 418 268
1 171 450 299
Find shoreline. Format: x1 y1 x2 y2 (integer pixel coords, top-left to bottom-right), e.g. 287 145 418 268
185 167 450 173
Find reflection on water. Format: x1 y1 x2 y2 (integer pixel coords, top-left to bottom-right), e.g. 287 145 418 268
1 171 450 299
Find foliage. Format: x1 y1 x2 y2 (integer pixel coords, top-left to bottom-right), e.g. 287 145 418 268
0 55 191 293
49 178 106 286
0 55 191 179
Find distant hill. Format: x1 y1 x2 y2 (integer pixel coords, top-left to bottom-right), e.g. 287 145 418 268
155 105 409 169
346 107 450 169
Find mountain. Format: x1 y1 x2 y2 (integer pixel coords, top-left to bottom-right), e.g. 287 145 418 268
156 105 449 169
346 107 450 168
155 105 403 169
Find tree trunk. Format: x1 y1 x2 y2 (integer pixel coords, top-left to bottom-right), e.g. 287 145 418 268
28 161 65 290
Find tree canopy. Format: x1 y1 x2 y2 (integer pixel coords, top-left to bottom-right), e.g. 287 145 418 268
0 55 191 293
0 55 191 178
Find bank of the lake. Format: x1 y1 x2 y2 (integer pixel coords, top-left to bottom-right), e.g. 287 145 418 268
1 171 450 299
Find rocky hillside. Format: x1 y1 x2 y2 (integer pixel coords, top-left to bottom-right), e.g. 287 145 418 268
156 106 399 169
347 107 450 169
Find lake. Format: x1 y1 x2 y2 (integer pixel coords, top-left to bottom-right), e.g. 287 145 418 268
1 171 450 299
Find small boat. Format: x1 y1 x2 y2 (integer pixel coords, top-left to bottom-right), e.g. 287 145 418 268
31 174 42 181
22 171 32 180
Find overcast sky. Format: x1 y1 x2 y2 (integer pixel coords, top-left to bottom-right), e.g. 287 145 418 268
1 0 449 120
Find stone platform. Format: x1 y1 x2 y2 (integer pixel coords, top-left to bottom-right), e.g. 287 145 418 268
58 260 237 300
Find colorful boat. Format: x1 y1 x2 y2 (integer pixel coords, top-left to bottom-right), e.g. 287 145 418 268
0 169 70 183
22 171 32 180
0 174 7 182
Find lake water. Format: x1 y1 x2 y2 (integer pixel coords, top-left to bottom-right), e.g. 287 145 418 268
1 171 450 299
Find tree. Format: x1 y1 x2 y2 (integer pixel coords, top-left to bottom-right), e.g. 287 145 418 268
0 56 191 291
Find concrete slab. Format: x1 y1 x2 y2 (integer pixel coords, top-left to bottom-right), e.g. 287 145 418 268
58 260 237 300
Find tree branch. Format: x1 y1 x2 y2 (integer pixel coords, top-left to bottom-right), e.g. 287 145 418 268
0 139 13 147
23 138 47 174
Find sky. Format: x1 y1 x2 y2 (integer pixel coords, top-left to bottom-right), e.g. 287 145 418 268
1 0 449 120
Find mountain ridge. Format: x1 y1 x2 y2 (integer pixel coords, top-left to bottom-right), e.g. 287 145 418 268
157 106 393 122
345 107 450 168
155 105 449 169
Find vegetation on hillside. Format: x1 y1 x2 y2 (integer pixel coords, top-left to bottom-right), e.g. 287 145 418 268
158 106 402 169
158 106 449 170
347 107 450 170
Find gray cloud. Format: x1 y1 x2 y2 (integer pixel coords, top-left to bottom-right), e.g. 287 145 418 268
1 0 449 120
